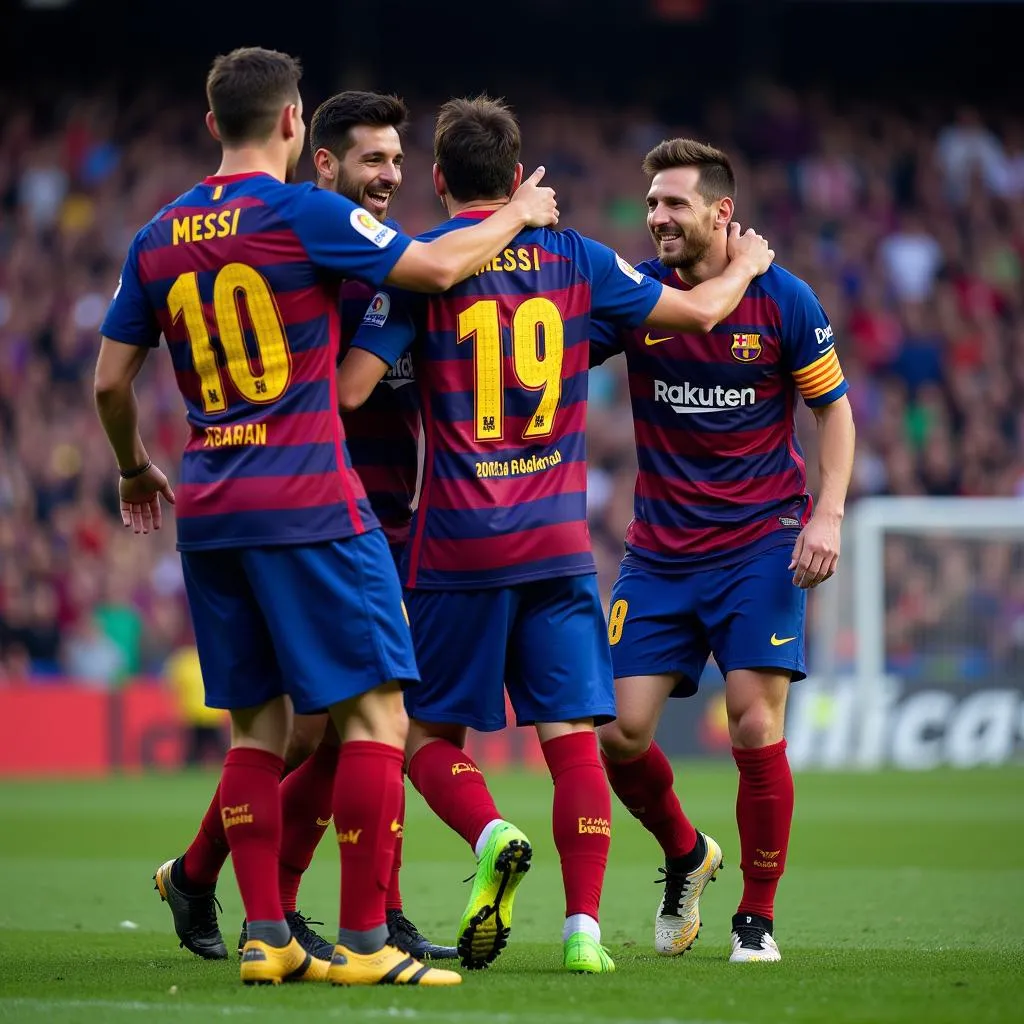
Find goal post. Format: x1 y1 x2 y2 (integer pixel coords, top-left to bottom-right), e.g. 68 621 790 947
792 497 1024 770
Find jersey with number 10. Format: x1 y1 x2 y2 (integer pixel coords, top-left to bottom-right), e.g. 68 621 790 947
99 171 412 551
350 210 662 589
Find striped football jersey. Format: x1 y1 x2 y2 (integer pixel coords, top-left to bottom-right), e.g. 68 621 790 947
351 210 661 589
591 260 848 570
339 278 419 550
100 171 412 550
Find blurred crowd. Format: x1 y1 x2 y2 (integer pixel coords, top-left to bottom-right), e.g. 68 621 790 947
1 81 1023 686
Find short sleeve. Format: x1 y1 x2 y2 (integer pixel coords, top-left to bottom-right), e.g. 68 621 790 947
100 237 160 347
581 237 662 327
589 318 626 367
287 187 412 288
780 278 848 408
349 286 421 368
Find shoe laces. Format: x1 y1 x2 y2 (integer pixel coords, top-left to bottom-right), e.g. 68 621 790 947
286 909 325 942
191 892 223 935
733 920 769 949
654 866 692 916
387 910 424 945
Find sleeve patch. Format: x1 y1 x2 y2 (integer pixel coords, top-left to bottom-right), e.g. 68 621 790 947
361 291 391 328
350 208 398 248
615 254 644 284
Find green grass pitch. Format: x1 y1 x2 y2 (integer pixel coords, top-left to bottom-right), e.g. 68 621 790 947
1 763 1022 1023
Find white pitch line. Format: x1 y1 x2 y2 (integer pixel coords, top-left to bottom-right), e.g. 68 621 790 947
0 999 740 1024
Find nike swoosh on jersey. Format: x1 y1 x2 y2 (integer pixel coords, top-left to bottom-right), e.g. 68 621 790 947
770 633 796 646
645 333 674 346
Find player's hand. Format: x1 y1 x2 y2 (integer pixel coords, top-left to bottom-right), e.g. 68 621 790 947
510 166 559 228
789 513 841 589
726 223 774 276
118 463 176 535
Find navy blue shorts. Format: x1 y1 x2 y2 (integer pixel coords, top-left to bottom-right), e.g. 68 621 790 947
181 530 419 714
608 543 807 696
404 575 615 732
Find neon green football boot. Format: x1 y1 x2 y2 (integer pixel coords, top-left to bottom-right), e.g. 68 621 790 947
456 822 532 969
563 931 615 974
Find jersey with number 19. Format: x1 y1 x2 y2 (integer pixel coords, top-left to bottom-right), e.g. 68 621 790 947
349 211 661 731
99 170 420 714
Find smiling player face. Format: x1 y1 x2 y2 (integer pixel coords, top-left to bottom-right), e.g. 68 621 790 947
646 166 722 271
323 125 404 221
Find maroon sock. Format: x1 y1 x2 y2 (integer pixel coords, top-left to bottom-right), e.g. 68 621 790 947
543 732 610 920
277 737 339 913
180 782 230 890
601 742 697 858
407 741 501 851
385 781 406 913
334 740 404 933
220 747 286 924
733 739 794 920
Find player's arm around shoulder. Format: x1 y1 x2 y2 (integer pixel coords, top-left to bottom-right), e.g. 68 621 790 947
643 224 774 334
386 166 559 292
778 273 856 589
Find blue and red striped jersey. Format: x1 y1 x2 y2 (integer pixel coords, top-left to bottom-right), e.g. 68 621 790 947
339 279 419 550
100 171 412 551
351 211 662 589
591 260 848 570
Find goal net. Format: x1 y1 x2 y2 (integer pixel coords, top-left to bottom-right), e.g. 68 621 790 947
790 497 1024 770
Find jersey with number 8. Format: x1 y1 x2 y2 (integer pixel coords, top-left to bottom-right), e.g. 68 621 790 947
350 210 662 589
100 170 414 550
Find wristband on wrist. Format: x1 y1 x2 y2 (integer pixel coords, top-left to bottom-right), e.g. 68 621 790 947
119 459 152 480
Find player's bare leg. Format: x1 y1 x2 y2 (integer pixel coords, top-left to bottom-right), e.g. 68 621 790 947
599 674 723 957
725 668 791 963
536 720 615 974
326 685 460 986
406 719 530 969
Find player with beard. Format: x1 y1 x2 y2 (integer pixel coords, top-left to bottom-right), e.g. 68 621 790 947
338 100 773 974
98 47 558 986
154 91 455 966
591 140 855 963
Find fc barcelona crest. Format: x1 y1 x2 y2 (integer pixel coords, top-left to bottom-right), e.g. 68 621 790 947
731 333 762 362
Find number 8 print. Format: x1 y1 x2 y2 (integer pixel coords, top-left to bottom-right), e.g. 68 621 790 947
607 599 628 646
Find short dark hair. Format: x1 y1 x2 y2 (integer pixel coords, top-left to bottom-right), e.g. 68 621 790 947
434 95 520 202
642 139 736 202
206 47 302 146
309 91 409 157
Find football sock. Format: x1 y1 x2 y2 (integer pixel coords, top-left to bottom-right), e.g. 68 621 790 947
734 739 794 920
220 747 286 925
602 742 698 858
278 736 339 913
473 818 504 859
385 781 406 912
562 913 601 942
334 740 404 932
178 782 230 892
407 741 502 852
543 732 610 920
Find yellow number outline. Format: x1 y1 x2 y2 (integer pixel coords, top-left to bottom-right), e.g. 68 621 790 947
456 296 565 443
608 598 629 646
167 262 292 415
